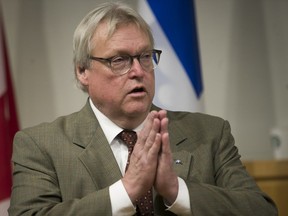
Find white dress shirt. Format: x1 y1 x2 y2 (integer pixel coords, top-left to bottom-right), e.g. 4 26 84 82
89 99 191 215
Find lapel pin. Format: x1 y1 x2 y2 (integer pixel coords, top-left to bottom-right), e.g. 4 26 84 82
174 159 183 165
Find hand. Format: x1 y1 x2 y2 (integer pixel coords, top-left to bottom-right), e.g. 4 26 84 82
154 110 179 205
122 111 162 203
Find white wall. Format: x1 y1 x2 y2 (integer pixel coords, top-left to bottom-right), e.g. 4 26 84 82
2 0 288 160
195 0 288 160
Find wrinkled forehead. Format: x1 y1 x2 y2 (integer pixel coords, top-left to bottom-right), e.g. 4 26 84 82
99 19 152 43
91 21 153 51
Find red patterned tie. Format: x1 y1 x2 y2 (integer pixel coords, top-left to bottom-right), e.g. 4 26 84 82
118 130 154 216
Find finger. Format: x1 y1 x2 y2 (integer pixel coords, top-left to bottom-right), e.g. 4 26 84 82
158 110 167 121
137 111 158 145
161 132 171 155
160 116 169 135
142 117 160 151
148 132 162 158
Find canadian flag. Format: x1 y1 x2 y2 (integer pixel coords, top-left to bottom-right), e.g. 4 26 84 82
0 6 19 216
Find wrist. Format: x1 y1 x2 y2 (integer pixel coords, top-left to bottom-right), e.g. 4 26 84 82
121 177 139 204
161 176 179 205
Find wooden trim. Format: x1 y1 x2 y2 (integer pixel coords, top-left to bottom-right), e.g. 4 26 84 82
243 160 288 216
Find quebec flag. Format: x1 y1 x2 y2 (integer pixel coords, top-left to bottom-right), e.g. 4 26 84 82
138 0 204 112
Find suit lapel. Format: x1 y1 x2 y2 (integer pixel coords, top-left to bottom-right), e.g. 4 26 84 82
166 110 202 181
72 100 122 189
168 123 193 181
78 127 122 189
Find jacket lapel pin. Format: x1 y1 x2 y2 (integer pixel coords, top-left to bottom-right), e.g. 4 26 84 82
174 159 183 165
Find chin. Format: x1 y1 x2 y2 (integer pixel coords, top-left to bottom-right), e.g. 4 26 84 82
125 103 151 116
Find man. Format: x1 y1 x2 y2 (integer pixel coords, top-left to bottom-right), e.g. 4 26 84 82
9 2 277 216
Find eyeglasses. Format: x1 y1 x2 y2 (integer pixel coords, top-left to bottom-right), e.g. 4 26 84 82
88 49 162 75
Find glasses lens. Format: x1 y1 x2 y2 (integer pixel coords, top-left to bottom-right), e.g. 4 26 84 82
110 50 161 75
152 50 161 67
110 55 130 75
140 50 160 71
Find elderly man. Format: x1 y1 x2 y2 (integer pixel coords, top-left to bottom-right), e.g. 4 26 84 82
9 2 277 216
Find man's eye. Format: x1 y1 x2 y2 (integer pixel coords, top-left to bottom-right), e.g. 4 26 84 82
141 52 152 60
111 56 127 64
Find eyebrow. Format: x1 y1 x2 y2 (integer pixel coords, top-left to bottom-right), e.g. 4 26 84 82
107 45 153 56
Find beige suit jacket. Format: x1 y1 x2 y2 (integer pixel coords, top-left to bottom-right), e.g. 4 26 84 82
9 101 277 215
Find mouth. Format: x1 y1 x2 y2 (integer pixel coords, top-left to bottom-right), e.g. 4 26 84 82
128 86 146 95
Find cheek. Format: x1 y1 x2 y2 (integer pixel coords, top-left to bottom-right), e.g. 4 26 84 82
88 75 123 100
147 73 155 95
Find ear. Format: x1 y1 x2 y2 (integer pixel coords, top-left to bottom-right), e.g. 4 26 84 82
76 65 89 86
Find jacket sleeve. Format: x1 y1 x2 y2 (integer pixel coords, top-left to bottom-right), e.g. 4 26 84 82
8 130 113 216
186 120 278 216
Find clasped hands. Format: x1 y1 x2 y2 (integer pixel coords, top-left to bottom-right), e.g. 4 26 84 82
122 110 178 205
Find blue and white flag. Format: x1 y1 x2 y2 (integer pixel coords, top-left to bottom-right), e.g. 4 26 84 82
138 0 204 112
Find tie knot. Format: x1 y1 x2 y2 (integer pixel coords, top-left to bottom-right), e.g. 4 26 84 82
118 130 137 148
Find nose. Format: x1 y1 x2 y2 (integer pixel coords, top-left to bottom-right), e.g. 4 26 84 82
128 57 145 77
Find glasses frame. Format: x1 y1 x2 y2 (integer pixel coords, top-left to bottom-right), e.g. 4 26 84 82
88 49 162 75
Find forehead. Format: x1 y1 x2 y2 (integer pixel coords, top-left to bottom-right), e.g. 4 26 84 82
92 22 152 54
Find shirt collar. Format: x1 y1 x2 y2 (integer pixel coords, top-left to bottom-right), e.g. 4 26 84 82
89 98 144 144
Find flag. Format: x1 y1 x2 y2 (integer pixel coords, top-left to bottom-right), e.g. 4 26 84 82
0 5 19 216
138 0 204 112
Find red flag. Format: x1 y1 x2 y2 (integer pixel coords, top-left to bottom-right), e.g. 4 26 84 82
0 6 19 215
